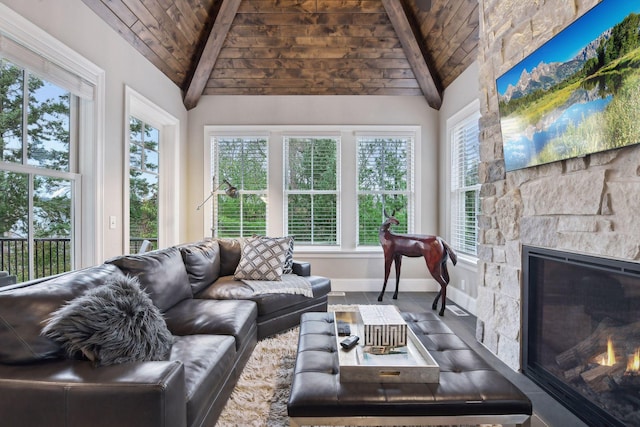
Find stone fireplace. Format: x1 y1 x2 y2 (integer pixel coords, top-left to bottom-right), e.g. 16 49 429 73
476 0 640 373
523 245 640 426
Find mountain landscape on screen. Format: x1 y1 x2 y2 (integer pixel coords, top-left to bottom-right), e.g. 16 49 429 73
496 0 640 171
499 35 605 104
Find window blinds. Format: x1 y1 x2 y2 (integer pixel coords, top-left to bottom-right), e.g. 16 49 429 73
212 136 268 237
356 135 414 246
284 136 339 245
450 113 480 256
0 34 94 100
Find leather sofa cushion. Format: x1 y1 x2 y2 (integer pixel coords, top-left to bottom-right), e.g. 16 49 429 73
217 238 243 276
179 240 221 294
163 299 257 351
196 275 253 299
170 335 236 427
107 247 192 312
0 264 124 364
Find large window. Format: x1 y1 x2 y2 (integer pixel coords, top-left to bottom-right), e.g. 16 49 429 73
129 117 159 253
0 58 78 282
0 3 105 277
284 136 339 246
450 109 480 256
204 126 419 251
125 87 180 253
211 136 268 237
357 135 413 246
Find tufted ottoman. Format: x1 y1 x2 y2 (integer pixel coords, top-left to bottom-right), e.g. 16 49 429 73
287 311 532 427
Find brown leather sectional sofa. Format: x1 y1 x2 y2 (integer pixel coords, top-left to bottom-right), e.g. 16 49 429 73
0 238 331 427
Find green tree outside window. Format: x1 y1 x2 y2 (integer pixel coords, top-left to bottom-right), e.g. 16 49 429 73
357 136 413 246
129 117 159 252
285 137 338 245
0 58 74 282
212 136 268 237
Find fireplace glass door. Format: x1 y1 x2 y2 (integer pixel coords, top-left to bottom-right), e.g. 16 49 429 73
523 246 640 427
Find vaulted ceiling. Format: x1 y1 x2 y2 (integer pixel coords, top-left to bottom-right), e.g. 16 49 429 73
81 0 478 110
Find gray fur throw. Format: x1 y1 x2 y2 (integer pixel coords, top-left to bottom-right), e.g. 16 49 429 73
41 275 174 366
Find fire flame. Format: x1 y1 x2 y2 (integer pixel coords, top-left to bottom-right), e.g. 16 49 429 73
600 337 616 366
595 337 640 373
628 349 640 372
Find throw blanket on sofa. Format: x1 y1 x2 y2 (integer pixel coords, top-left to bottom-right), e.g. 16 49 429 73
243 274 313 298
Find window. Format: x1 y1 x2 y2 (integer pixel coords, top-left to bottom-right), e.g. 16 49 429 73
450 108 480 256
0 3 105 277
211 136 268 237
128 117 159 253
357 135 414 246
204 125 419 251
284 136 339 246
0 58 79 282
125 87 180 253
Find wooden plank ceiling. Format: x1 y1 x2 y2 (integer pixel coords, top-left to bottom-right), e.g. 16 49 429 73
82 0 478 110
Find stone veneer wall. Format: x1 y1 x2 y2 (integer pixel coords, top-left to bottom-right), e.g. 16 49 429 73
477 0 640 370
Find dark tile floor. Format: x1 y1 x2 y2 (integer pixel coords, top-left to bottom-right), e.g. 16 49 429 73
328 291 589 427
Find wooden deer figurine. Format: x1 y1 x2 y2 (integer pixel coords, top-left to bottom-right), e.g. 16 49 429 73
378 210 457 316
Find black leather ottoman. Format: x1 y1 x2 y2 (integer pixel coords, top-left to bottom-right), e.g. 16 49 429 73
287 311 532 427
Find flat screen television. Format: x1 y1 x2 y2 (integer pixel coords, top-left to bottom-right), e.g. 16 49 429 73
496 0 640 172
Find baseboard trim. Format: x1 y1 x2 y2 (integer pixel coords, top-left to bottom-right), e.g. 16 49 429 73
445 285 477 316
330 278 440 293
330 278 477 316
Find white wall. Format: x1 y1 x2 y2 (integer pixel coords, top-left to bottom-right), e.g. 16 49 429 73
438 61 480 314
0 0 188 260
187 95 441 294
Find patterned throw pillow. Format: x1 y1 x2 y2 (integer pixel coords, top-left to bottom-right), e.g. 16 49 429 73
253 234 295 275
282 236 294 274
234 236 290 281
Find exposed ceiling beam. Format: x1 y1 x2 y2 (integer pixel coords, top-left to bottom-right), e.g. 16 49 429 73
183 0 241 110
381 0 443 110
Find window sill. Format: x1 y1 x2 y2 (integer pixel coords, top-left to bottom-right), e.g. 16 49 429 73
293 248 479 262
454 253 479 271
293 248 384 258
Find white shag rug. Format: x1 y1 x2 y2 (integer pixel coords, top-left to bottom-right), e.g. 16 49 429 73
215 327 298 427
215 307 502 427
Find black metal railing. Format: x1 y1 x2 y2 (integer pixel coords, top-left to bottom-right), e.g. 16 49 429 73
0 238 71 283
1 237 158 283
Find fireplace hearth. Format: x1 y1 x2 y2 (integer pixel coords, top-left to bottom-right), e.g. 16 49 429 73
523 246 640 427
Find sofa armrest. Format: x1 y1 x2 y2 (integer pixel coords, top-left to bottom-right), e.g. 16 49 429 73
292 260 311 276
0 271 16 288
0 360 187 427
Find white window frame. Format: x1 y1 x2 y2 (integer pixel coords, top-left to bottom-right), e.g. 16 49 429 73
209 133 270 238
124 86 180 253
283 133 341 248
446 100 481 259
355 132 415 247
203 131 271 238
204 125 421 254
0 4 106 268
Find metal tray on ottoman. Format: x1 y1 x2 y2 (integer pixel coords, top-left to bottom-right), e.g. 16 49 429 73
334 310 439 383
